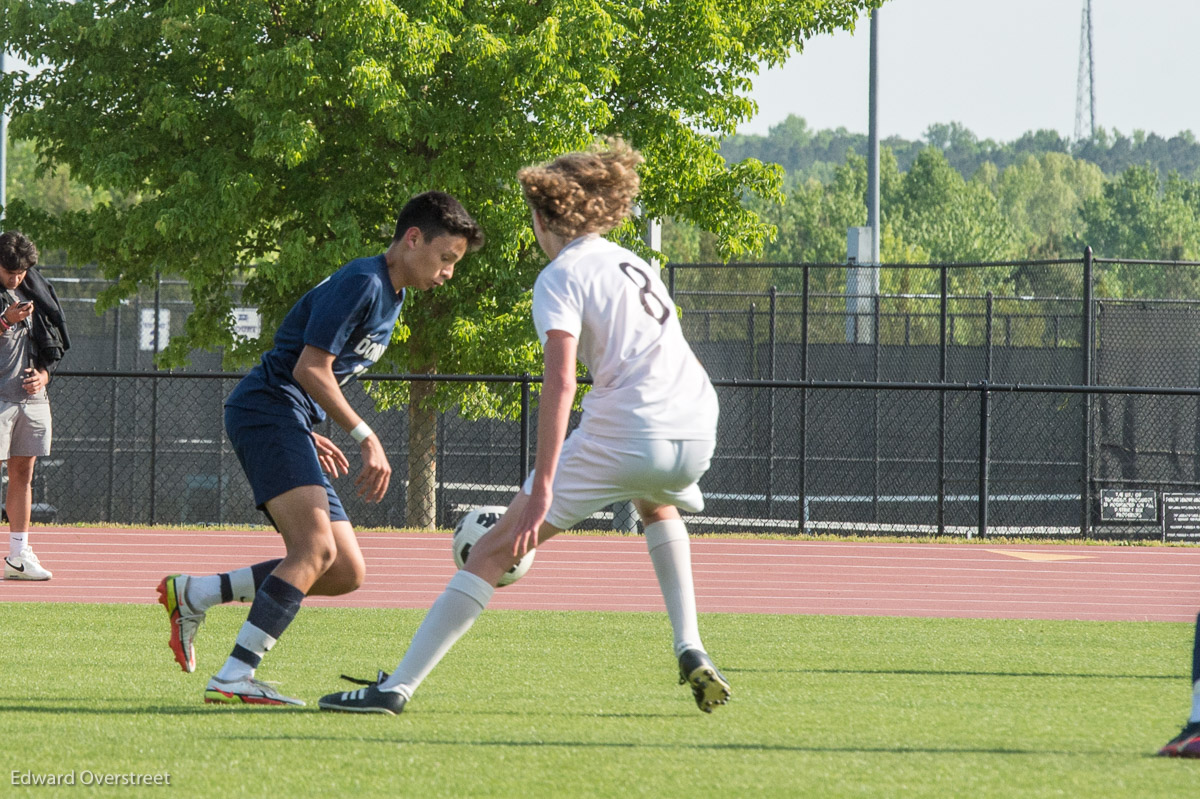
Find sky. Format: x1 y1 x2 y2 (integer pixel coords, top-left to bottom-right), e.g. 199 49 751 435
740 0 1200 143
4 1 1196 146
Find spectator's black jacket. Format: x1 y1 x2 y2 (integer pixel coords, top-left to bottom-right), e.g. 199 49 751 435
0 267 71 374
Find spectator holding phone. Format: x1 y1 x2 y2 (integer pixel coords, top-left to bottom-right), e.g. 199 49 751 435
0 232 70 581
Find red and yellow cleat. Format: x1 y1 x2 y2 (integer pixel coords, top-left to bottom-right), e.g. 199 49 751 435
156 574 205 673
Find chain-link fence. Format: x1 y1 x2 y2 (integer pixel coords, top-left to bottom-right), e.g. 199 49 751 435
667 253 1200 387
29 371 1200 541
23 252 1200 539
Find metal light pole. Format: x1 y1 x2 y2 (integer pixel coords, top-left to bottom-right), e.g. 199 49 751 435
845 8 881 342
644 217 661 268
1 50 7 217
867 8 880 265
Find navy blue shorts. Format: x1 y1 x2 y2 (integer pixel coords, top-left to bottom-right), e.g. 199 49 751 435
224 404 348 524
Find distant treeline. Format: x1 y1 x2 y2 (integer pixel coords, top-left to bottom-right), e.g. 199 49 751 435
721 116 1200 185
663 116 1200 275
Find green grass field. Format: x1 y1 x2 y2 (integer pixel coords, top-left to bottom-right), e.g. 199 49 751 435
0 603 1196 797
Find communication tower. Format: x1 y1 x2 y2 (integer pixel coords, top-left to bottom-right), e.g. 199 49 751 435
1074 0 1096 142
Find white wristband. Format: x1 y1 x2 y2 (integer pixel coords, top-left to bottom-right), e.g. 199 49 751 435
349 421 373 443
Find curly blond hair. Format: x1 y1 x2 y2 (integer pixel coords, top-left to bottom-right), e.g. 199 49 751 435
518 137 644 239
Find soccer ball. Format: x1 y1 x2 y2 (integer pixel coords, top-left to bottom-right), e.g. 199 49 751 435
452 505 536 587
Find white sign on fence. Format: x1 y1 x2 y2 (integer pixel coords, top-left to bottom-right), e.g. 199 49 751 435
232 307 261 341
139 308 170 351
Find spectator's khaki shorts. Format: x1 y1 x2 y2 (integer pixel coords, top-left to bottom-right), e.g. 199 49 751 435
0 401 52 459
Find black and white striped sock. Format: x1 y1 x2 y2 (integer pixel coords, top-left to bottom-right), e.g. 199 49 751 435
216 574 305 681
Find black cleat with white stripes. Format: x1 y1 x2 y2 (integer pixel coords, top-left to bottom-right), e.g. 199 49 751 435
318 672 406 715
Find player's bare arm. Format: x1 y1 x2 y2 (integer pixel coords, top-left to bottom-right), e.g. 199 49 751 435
292 345 391 502
509 331 576 557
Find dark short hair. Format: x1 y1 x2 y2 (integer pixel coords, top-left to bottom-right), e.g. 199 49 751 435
0 231 38 273
393 191 484 252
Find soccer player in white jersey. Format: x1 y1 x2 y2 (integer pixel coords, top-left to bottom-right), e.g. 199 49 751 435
319 137 730 716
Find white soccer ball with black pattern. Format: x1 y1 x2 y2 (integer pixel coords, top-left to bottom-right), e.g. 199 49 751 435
452 505 535 587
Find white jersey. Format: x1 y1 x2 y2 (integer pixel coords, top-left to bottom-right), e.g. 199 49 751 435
531 234 718 440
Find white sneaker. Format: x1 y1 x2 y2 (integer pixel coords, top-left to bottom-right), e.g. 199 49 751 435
156 574 206 673
4 547 52 580
203 676 305 707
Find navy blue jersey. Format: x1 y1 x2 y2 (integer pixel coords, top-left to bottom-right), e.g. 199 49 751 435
226 255 405 425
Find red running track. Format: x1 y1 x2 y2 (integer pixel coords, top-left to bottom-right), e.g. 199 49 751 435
2 527 1198 622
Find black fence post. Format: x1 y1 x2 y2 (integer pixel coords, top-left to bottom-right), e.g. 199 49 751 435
872 291 880 522
149 271 162 525
938 265 948 535
748 302 757 377
519 374 531 480
106 305 120 522
801 267 810 380
149 373 158 525
982 292 994 537
1081 246 1095 538
977 382 991 540
985 291 994 381
435 409 446 529
218 385 226 526
767 286 777 517
768 287 777 377
798 266 810 533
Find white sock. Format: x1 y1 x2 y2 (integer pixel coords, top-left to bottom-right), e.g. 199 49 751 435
9 532 27 558
185 575 224 612
186 566 263 613
379 570 494 698
1190 679 1200 724
644 519 704 657
215 657 256 683
214 621 278 682
228 566 257 603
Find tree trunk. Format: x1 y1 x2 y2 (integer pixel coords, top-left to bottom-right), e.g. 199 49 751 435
406 379 438 529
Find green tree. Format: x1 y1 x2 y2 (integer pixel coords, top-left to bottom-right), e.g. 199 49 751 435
890 148 1019 270
1081 165 1200 298
3 137 115 267
0 0 881 526
753 147 915 265
723 117 1200 187
5 138 109 218
992 151 1104 300
997 152 1104 260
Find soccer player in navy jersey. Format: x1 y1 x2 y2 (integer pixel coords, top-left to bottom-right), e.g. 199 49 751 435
156 192 483 706
1158 619 1200 757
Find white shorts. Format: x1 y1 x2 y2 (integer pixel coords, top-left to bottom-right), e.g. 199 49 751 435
522 431 714 530
0 401 52 459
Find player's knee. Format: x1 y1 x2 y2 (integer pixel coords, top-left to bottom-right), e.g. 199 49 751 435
340 559 366 593
306 537 338 575
5 459 34 485
325 553 366 595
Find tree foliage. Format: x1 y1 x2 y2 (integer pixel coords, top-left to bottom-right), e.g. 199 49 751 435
996 152 1105 259
723 114 1200 184
1081 165 1200 298
0 0 880 376
679 120 1200 300
0 0 882 526
4 137 109 217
